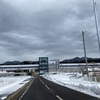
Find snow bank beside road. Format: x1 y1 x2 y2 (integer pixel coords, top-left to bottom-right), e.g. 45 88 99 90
0 76 31 100
43 72 100 99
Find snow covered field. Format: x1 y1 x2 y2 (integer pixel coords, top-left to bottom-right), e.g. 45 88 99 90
43 72 100 99
0 75 31 100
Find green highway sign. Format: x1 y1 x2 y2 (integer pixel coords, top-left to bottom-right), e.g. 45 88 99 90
39 57 49 74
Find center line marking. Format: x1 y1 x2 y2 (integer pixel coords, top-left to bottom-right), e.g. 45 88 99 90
56 95 63 100
45 85 50 90
39 79 44 84
40 78 63 100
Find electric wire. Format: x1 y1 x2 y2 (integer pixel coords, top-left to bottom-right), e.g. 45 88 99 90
83 11 94 33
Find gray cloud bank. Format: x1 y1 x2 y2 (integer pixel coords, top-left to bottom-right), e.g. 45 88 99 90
0 0 100 63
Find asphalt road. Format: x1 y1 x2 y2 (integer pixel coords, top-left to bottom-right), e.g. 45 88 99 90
20 76 100 100
20 76 58 100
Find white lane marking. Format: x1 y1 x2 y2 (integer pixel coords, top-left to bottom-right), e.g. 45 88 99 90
39 78 49 89
40 78 63 100
45 85 50 90
39 79 44 84
40 79 50 90
18 78 34 100
56 95 63 100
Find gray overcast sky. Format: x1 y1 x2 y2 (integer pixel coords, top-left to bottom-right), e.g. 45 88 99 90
0 0 100 63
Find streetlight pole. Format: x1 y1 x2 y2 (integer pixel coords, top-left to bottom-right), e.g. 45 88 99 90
82 31 89 77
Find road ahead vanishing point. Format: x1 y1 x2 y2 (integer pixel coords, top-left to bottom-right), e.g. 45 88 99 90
20 76 99 100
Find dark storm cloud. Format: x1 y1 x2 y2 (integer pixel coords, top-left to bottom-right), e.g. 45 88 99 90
0 0 100 62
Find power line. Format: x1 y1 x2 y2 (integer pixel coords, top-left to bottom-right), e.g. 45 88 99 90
83 12 94 32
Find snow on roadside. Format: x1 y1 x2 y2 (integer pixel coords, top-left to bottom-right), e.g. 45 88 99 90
0 76 32 99
43 72 100 99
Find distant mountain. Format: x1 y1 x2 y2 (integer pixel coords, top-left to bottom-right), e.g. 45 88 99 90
60 57 100 63
2 57 100 65
2 61 39 65
2 61 13 65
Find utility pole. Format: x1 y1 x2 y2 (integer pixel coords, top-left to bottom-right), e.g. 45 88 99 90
82 31 89 77
93 0 100 56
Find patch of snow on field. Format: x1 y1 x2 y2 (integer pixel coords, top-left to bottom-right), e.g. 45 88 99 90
43 72 100 98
